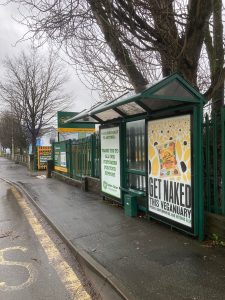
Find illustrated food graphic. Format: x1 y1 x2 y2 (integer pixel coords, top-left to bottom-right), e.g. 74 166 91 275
148 115 191 183
158 142 179 177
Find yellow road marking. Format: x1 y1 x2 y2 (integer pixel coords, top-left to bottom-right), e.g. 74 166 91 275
11 187 91 300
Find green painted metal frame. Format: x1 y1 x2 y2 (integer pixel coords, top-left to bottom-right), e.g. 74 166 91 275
122 101 205 238
126 169 146 176
204 114 211 212
141 73 205 101
70 136 97 180
145 106 204 239
193 105 204 240
68 139 73 178
120 123 126 205
91 135 96 177
99 123 124 204
123 118 147 211
141 95 200 103
52 74 206 239
89 73 205 117
222 109 225 215
213 113 219 213
203 108 225 217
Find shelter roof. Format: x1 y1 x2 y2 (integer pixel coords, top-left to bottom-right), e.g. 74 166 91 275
65 73 205 123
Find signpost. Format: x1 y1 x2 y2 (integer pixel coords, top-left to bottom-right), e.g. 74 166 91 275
148 114 193 231
100 126 121 199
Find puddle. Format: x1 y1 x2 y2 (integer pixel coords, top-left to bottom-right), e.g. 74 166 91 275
36 175 46 180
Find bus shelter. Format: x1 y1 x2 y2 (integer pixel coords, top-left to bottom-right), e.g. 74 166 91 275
66 73 205 239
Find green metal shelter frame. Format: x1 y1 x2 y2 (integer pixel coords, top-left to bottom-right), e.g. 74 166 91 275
66 73 206 239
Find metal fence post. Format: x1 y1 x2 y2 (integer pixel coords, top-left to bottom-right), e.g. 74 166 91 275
221 108 225 215
69 139 73 178
198 104 204 241
91 134 96 177
205 114 211 211
213 112 219 214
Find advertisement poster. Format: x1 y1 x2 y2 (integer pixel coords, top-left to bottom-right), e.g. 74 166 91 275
54 145 61 166
101 127 121 199
148 115 192 228
37 146 52 170
60 152 67 168
54 143 68 173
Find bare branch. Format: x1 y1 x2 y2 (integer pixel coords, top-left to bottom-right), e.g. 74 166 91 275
0 49 71 149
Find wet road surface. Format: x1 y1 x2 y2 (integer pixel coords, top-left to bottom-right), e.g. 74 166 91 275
0 179 96 300
1 158 225 300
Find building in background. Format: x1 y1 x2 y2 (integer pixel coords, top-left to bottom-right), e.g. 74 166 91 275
28 126 58 154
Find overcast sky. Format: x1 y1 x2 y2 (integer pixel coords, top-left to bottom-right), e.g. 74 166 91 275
0 2 99 112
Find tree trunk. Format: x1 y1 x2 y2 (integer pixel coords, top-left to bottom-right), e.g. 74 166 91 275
31 134 36 154
89 0 148 93
212 0 224 112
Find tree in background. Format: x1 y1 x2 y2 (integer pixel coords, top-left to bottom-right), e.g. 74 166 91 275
0 49 71 151
8 0 224 106
0 111 28 153
205 0 224 111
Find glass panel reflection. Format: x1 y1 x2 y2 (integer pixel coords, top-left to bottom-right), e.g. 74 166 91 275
126 120 145 171
154 80 195 99
95 109 121 121
127 173 146 192
118 103 146 115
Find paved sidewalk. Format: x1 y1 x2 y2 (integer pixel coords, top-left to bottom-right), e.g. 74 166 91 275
1 158 225 300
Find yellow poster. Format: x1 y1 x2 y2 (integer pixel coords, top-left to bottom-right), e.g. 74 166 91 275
148 115 192 228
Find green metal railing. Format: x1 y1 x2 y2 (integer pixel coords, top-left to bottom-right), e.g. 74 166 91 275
53 134 100 180
52 110 225 220
71 134 100 179
203 108 225 216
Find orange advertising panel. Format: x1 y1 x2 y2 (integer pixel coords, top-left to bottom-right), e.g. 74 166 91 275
37 146 52 170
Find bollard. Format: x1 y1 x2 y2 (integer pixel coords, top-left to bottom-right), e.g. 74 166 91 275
47 160 54 178
81 176 88 192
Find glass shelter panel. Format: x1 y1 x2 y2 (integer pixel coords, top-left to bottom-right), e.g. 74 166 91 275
153 80 195 99
118 102 146 115
128 173 146 192
126 120 145 171
140 99 183 111
95 109 121 121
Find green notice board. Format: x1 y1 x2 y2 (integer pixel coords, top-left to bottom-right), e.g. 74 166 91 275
54 142 68 173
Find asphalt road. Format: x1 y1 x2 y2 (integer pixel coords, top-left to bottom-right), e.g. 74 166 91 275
1 158 225 300
0 179 96 300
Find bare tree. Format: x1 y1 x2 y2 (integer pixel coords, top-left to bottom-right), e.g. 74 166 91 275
0 49 70 151
0 110 28 152
8 0 225 105
205 0 224 110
